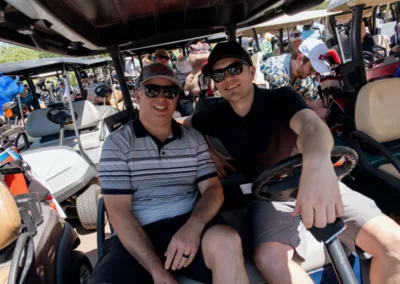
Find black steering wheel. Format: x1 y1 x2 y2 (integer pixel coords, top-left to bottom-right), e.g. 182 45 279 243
95 85 113 98
252 146 358 201
46 107 78 125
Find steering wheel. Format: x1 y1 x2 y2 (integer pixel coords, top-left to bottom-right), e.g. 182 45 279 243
252 146 358 201
46 107 78 125
95 85 113 98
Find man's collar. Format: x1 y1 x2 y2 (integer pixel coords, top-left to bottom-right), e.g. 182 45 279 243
132 117 182 139
284 54 291 75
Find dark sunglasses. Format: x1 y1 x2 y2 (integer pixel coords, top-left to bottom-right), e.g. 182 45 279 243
210 61 247 83
156 55 170 60
290 32 302 38
141 84 180 99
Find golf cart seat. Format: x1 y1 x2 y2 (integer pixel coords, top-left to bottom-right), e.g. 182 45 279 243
0 182 35 284
350 78 400 189
97 200 351 284
25 100 111 164
372 35 390 55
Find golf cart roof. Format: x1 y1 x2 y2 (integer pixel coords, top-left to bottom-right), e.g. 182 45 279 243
0 57 112 77
328 0 399 12
0 0 325 56
237 10 341 37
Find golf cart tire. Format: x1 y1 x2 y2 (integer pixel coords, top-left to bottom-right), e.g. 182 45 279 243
70 250 93 284
76 184 102 230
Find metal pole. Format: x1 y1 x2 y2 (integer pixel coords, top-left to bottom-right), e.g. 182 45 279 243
26 77 40 110
351 5 365 62
396 2 400 45
73 68 86 100
226 25 237 42
325 239 359 284
253 28 260 52
336 27 346 63
279 28 284 54
92 68 96 76
109 46 135 120
138 52 144 69
181 46 187 56
62 66 96 168
372 6 377 35
17 96 24 127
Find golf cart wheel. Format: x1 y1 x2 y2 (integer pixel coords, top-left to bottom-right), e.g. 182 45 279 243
70 250 92 284
76 184 103 230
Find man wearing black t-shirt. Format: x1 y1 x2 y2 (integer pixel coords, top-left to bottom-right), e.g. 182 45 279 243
184 42 400 284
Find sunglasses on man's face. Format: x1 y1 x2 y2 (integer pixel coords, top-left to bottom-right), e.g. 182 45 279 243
290 32 302 38
141 84 180 99
210 61 247 83
157 55 170 61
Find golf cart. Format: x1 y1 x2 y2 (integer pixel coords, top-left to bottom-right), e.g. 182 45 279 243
0 0 387 283
1 58 120 230
305 0 400 225
0 157 92 284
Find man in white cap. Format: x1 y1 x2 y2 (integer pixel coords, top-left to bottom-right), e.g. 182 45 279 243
90 63 249 284
261 37 330 102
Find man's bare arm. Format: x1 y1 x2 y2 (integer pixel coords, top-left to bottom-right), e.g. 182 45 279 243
104 195 168 277
191 176 224 227
289 109 343 228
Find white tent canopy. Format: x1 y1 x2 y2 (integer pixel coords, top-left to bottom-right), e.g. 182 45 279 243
237 10 341 37
328 0 399 12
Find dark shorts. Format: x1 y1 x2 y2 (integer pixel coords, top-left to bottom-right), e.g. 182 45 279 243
88 213 226 284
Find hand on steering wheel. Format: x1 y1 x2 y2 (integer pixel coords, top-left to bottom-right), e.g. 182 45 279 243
252 146 358 228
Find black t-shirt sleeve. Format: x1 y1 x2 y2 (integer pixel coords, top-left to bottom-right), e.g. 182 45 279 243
272 87 310 122
191 104 222 137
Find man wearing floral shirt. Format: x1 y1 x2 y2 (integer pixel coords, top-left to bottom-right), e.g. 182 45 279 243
260 38 329 102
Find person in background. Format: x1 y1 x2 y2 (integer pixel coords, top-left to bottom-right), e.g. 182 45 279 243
154 49 171 66
176 56 195 116
289 29 303 52
169 51 178 69
261 38 329 119
342 19 375 62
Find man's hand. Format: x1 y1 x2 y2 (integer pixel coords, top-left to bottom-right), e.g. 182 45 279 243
152 270 178 284
293 156 344 228
209 148 236 179
164 217 204 271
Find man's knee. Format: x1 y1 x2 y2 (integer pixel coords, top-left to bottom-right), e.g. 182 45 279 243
201 225 242 261
254 242 294 272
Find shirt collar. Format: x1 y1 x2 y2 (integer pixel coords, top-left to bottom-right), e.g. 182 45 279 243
246 84 265 117
132 117 182 139
283 54 291 75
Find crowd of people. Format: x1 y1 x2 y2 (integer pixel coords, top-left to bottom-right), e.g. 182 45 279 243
88 19 400 284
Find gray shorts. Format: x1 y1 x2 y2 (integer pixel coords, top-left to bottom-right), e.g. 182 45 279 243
250 182 383 261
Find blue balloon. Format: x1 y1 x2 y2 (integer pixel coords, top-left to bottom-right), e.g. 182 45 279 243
0 73 25 115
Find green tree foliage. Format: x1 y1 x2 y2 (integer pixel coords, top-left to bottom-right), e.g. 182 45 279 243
0 45 60 64
311 0 331 10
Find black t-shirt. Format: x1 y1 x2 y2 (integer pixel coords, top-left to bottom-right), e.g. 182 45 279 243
192 85 309 181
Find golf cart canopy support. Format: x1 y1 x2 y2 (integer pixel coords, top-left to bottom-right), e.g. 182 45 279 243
1 0 325 56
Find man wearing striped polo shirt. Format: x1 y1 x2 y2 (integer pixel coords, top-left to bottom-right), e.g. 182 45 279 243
89 63 249 284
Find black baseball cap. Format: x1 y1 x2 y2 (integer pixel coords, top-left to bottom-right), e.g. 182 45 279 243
203 41 253 76
79 70 88 79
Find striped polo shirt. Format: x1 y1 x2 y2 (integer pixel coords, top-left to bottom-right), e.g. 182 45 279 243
99 118 217 226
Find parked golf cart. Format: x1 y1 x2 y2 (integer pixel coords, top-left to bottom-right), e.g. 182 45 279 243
1 58 120 229
0 152 92 284
0 0 388 283
317 0 400 226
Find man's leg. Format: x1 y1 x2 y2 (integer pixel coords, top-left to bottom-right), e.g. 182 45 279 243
338 183 400 284
250 199 313 284
201 224 250 284
88 236 153 284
